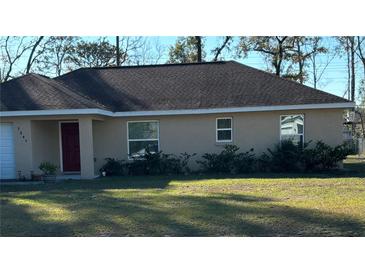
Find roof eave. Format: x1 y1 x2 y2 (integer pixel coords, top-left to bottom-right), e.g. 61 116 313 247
0 102 355 118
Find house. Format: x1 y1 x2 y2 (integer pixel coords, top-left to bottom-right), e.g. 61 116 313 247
0 61 354 180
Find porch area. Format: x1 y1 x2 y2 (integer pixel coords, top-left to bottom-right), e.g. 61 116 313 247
12 116 98 180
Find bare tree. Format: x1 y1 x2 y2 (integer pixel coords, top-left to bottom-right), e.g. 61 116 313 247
118 37 147 65
133 38 165 65
288 37 327 84
36 36 79 76
25 36 44 73
357 37 365 71
336 37 357 101
0 36 34 82
212 36 233 61
356 36 365 93
307 37 335 89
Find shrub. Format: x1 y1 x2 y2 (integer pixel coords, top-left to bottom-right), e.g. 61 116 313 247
125 157 147 175
197 145 255 174
258 140 304 172
180 152 197 174
198 145 237 173
126 149 196 175
260 140 354 172
100 140 352 176
302 141 354 171
234 148 256 173
39 162 58 175
100 158 124 176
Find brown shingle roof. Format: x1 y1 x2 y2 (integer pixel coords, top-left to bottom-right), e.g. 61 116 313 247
0 74 107 111
1 61 349 112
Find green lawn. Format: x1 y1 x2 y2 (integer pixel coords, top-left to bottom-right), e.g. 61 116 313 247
1 159 364 237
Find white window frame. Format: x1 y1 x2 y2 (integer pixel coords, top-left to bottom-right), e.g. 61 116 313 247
216 117 233 143
127 120 160 159
279 114 305 146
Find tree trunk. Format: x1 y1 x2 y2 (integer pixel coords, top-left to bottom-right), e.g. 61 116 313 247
350 37 356 102
116 36 120 66
4 37 12 82
276 51 282 76
26 36 44 74
296 40 304 83
196 36 202 62
346 38 351 101
356 36 365 78
275 36 287 76
312 51 317 89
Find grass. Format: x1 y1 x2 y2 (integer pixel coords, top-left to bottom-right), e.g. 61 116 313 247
1 159 364 237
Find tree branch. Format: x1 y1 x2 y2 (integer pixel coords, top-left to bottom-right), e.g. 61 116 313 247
26 36 44 73
213 36 232 61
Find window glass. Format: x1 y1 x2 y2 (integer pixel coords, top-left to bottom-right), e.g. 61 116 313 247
280 115 304 135
128 121 158 139
217 118 231 129
280 115 304 146
216 118 232 142
128 121 159 157
217 130 232 141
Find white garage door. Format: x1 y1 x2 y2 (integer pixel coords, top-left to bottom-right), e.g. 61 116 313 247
0 123 16 180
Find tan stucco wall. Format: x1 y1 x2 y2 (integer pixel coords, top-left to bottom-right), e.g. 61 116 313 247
79 117 95 179
93 119 124 173
31 120 60 173
92 108 345 172
1 108 344 178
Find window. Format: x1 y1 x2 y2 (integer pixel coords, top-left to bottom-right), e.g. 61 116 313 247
216 117 232 142
128 121 159 158
280 115 304 146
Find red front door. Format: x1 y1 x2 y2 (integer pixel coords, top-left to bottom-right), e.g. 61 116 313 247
61 122 81 172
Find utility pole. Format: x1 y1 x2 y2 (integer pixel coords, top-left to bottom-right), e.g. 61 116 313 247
116 36 120 66
349 37 356 137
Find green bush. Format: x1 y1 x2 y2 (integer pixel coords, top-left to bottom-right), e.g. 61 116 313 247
259 140 305 172
179 152 197 174
302 141 354 171
197 145 255 174
100 141 353 176
234 148 256 173
260 140 354 172
126 149 196 175
100 158 124 176
39 162 58 175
